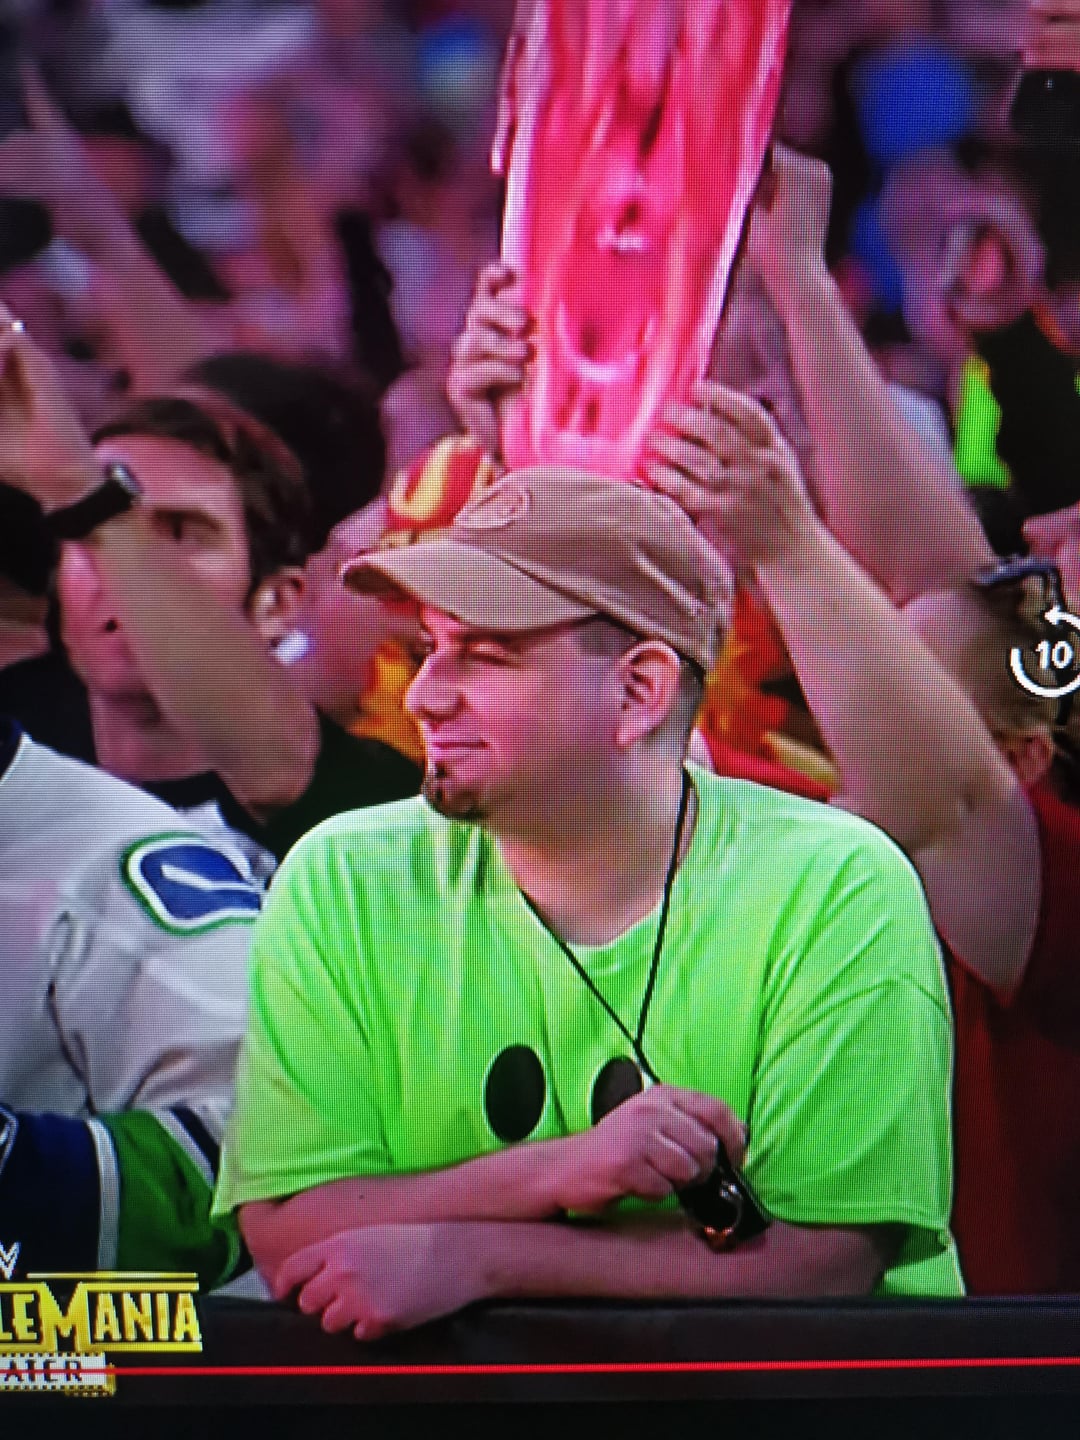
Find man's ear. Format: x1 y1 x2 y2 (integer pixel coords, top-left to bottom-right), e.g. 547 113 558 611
998 727 1056 788
613 642 683 749
248 567 306 648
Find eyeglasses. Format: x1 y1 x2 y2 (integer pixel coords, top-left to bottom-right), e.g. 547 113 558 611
973 556 1076 728
973 555 1067 610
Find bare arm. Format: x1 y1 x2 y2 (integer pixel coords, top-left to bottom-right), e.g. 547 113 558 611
240 1084 747 1281
755 517 1041 992
645 382 1041 994
77 223 225 391
0 314 317 814
478 1216 895 1303
82 507 318 814
240 1148 566 1282
0 70 223 390
749 148 993 603
271 1217 900 1338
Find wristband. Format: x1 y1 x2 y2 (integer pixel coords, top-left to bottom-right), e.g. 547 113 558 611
45 461 143 542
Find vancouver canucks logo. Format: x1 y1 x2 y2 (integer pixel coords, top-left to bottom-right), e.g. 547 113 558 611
121 833 262 934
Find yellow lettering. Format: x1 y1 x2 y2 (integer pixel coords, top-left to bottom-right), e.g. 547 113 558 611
38 1284 90 1352
122 1292 155 1342
172 1293 201 1346
11 1291 38 1343
91 1292 121 1344
156 1291 170 1337
0 1290 16 1343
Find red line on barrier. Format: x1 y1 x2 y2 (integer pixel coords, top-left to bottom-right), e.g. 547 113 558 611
105 1356 1080 1379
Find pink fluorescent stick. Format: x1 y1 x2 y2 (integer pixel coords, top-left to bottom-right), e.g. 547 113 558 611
495 0 792 481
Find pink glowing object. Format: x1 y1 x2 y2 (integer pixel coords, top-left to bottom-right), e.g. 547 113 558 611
494 0 792 480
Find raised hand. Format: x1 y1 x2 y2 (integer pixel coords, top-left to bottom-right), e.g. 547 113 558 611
644 379 817 575
746 145 834 302
447 261 534 462
551 1084 747 1215
0 301 99 508
0 66 124 260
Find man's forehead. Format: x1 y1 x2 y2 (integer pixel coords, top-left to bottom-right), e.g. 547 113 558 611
418 606 592 646
419 608 529 641
93 434 240 515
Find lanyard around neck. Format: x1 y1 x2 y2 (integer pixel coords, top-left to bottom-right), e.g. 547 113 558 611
520 769 692 1083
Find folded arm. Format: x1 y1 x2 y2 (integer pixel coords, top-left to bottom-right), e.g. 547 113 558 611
241 1084 748 1281
270 1216 900 1339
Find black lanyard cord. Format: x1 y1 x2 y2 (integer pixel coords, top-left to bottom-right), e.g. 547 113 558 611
521 768 692 1084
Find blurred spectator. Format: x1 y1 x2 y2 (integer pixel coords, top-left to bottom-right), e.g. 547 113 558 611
1 715 260 1288
187 348 426 748
187 350 388 546
376 114 501 374
657 381 1080 1293
0 320 419 864
1023 0 1080 69
0 68 227 394
852 39 978 167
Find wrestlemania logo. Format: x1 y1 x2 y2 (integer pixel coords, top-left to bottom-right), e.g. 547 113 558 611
1 1268 201 1396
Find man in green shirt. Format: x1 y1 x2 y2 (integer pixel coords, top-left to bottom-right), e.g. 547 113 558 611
214 388 963 1336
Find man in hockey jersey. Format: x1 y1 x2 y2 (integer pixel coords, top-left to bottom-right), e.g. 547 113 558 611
0 715 260 1289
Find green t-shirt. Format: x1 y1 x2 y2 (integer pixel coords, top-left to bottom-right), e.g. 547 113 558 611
214 768 963 1298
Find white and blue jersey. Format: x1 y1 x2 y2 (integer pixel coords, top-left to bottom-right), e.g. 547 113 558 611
0 720 264 1288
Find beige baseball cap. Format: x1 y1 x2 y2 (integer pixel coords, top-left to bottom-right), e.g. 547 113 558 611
342 467 733 674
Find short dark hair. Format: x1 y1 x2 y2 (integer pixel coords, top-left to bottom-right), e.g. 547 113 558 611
185 352 388 551
92 388 314 592
574 615 706 747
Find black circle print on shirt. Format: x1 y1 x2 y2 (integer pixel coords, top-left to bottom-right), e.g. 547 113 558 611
484 1045 547 1142
591 1056 645 1124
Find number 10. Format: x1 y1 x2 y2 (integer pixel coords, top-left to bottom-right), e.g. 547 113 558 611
1036 640 1075 672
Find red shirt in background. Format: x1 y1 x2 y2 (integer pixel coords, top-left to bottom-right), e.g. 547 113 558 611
949 779 1080 1295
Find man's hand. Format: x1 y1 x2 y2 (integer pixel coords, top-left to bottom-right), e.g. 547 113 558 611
746 145 833 303
0 302 100 509
447 261 534 461
1025 0 1080 69
552 1084 747 1215
711 266 818 491
273 1223 488 1340
644 380 818 574
0 67 125 261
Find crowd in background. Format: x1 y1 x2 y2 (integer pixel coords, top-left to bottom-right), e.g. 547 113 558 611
2 0 1078 667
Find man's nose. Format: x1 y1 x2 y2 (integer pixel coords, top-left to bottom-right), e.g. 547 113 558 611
59 541 108 605
405 654 460 722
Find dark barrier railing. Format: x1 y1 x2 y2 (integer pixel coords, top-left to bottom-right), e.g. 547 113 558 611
99 1297 1080 1405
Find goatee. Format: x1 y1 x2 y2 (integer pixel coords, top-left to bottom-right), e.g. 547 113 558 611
422 763 486 824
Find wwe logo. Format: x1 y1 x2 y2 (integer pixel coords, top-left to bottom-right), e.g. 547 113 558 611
0 1241 19 1281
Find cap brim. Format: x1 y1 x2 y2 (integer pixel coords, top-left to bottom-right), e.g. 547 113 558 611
342 540 596 632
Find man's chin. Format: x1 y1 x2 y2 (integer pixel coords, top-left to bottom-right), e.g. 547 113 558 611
421 767 487 825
